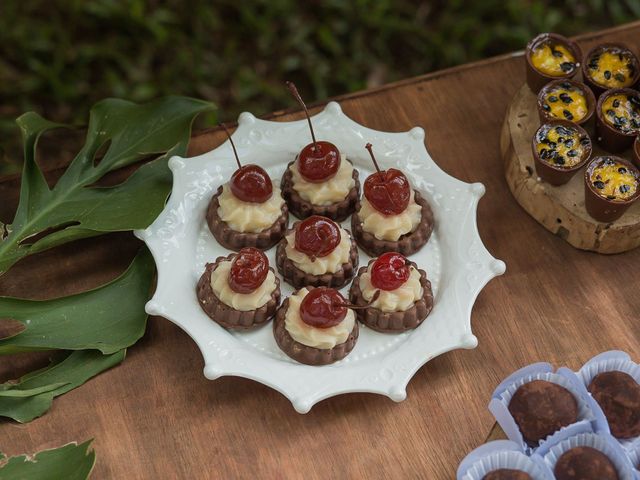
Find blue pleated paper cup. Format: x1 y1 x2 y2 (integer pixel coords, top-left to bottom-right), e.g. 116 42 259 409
577 350 640 447
457 440 554 480
539 431 635 480
488 362 602 454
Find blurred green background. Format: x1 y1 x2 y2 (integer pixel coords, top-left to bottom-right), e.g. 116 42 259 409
1 0 639 174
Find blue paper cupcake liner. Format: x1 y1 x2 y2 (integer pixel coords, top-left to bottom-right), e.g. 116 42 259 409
457 440 554 480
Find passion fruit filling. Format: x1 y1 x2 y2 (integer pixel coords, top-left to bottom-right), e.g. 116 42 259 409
602 93 640 134
535 124 589 168
541 83 588 122
590 158 639 201
587 49 636 88
530 43 577 76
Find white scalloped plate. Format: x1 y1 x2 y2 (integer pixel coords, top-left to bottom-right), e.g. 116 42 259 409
135 101 505 413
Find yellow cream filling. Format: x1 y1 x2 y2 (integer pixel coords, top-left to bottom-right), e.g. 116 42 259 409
590 159 638 201
290 155 355 206
209 261 277 311
357 190 422 241
531 43 576 76
541 85 588 122
217 183 285 233
284 228 351 275
601 94 640 134
535 124 587 168
587 50 635 88
359 266 423 313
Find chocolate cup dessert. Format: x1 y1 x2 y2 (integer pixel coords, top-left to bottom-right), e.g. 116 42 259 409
349 259 434 333
595 88 640 152
273 292 359 365
280 160 360 221
525 33 582 94
582 43 640 97
532 120 592 186
584 156 640 223
351 190 434 257
483 470 532 480
206 185 289 251
588 370 640 439
634 136 640 169
537 79 596 129
554 446 619 480
196 255 281 330
275 225 359 289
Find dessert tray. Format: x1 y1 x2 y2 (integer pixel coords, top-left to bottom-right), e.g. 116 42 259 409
135 101 505 413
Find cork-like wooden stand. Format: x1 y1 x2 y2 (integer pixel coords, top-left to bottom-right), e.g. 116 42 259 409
500 83 640 254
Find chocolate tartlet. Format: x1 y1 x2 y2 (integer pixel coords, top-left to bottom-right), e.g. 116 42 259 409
273 287 359 365
483 470 532 480
583 43 640 96
349 256 434 333
596 88 640 152
525 33 581 93
276 216 358 289
554 446 619 480
532 120 592 186
281 159 360 222
508 380 579 446
588 371 640 439
537 79 595 127
196 252 281 330
207 185 289 251
352 190 434 257
584 156 640 223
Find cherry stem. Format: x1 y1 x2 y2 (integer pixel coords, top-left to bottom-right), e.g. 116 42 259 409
336 290 381 310
365 143 382 173
286 81 318 152
220 123 242 170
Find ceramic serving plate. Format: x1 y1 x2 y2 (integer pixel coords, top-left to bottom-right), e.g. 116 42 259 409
135 101 505 413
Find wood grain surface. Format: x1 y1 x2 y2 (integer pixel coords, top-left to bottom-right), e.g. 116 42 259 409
2 22 640 480
502 83 640 253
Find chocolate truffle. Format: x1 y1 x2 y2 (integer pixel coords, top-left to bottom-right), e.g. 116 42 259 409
588 371 640 439
508 380 579 445
554 446 619 480
483 469 533 480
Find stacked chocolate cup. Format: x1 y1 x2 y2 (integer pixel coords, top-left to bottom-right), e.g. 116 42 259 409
525 33 640 223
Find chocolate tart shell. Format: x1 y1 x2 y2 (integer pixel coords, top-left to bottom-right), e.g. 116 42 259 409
280 160 360 221
275 224 359 289
196 254 281 330
349 259 434 333
206 185 289 251
525 33 582 94
273 292 359 365
351 189 434 257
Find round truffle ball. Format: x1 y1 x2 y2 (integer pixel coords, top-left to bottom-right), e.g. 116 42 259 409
483 469 533 480
588 370 640 439
508 379 578 445
554 446 619 480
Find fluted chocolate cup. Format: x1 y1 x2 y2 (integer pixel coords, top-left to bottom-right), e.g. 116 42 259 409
595 88 640 153
525 33 582 94
584 156 640 222
532 120 592 186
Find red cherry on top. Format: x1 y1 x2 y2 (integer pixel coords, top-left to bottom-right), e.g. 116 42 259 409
230 165 273 203
363 143 411 215
294 215 341 259
371 252 410 291
298 140 341 183
300 287 348 328
228 247 269 294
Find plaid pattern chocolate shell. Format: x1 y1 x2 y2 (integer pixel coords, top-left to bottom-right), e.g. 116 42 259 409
206 185 289 251
196 254 281 330
349 259 434 333
273 294 359 365
351 190 434 257
275 226 359 289
280 160 360 221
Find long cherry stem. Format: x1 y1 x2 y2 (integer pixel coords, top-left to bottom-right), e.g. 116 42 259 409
286 81 318 151
220 123 242 170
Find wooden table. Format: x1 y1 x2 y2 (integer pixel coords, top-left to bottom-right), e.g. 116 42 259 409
2 22 640 479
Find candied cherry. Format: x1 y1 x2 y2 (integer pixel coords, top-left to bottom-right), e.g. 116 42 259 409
220 123 273 203
287 81 341 183
363 143 411 215
300 287 348 328
228 247 269 294
371 252 410 291
294 215 341 259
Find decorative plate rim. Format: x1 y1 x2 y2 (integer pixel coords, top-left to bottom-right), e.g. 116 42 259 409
135 101 506 413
